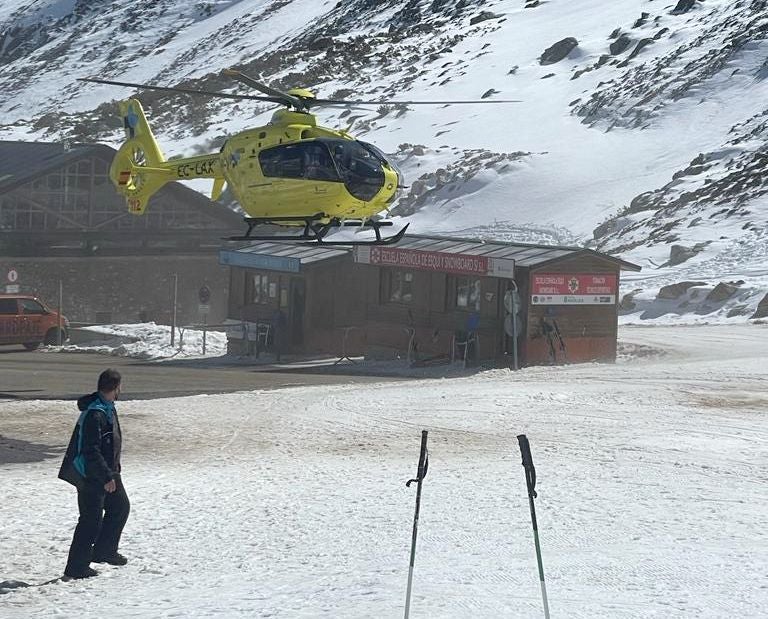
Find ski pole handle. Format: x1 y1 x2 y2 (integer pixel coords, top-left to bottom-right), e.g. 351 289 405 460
407 430 429 487
517 434 537 498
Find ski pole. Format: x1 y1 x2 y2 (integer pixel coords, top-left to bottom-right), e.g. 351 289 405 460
517 434 551 619
552 319 566 362
404 430 429 619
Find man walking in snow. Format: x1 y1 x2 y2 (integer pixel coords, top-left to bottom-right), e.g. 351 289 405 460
59 368 130 579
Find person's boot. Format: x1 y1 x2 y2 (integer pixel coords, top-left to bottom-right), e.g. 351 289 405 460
63 566 99 579
92 553 128 566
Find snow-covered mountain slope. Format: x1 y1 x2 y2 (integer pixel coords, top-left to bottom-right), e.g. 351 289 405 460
2 0 767 320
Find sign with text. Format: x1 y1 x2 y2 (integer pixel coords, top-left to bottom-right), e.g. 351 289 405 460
198 285 211 304
355 246 514 278
219 249 301 273
531 273 617 305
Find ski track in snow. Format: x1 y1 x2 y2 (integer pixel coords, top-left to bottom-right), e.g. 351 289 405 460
0 324 767 617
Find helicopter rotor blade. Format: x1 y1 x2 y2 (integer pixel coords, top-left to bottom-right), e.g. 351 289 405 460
312 98 521 107
77 77 284 104
220 69 305 110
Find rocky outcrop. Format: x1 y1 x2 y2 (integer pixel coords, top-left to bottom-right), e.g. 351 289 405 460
470 11 501 26
750 293 768 319
705 282 740 303
665 243 708 267
390 147 529 217
657 281 707 300
539 37 578 65
671 0 698 15
610 34 632 55
619 289 643 312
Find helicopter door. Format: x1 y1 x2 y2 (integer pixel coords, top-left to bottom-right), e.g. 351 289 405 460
258 143 343 215
258 144 303 210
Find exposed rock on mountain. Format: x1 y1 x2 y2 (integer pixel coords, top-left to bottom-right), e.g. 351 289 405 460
539 37 578 65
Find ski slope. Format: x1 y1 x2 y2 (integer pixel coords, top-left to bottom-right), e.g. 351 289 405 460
1 324 766 617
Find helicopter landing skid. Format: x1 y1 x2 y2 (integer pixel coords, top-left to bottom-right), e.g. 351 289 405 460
228 215 408 246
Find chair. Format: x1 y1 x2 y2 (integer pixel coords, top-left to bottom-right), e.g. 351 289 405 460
256 322 271 350
452 313 481 367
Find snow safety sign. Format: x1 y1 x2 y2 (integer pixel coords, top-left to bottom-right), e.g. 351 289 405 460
531 273 617 305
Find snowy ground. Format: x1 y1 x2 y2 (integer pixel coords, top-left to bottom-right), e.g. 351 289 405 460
1 325 767 618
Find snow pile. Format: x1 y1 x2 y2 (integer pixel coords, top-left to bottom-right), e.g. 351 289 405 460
51 322 226 360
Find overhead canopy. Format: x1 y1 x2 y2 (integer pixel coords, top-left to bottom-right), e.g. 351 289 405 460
219 242 349 273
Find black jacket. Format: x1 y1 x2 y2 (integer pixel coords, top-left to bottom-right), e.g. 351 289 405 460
58 392 123 489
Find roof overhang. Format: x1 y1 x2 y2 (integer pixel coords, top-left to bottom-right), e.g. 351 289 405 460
219 242 349 273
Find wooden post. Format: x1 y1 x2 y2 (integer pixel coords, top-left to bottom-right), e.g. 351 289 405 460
57 279 63 346
170 274 178 347
202 313 207 356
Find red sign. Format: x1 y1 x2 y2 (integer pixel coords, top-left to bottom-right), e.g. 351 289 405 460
531 273 617 305
355 246 514 277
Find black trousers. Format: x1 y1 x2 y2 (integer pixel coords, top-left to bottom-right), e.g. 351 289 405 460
65 476 130 573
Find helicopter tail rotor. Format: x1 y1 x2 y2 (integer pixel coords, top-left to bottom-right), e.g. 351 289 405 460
110 98 170 215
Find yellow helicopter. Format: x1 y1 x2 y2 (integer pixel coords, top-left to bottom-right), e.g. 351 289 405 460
80 70 517 245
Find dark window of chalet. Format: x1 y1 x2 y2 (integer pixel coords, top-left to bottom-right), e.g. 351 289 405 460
455 276 481 312
252 274 270 304
388 270 413 304
251 274 278 305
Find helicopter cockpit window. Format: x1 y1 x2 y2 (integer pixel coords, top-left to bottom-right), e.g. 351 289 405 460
303 142 340 181
322 139 385 201
259 144 303 179
258 142 341 182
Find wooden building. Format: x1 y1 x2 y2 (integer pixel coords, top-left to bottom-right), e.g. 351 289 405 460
0 140 242 324
220 235 640 366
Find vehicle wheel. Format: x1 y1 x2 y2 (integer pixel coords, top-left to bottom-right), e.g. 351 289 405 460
44 328 66 346
23 342 41 351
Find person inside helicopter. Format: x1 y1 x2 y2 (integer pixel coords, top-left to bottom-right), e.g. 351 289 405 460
325 139 385 201
303 142 338 181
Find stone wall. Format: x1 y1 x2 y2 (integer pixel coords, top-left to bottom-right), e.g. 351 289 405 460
0 254 229 325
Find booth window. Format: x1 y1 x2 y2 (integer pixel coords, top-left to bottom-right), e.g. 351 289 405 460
455 277 481 311
251 274 270 304
389 270 414 304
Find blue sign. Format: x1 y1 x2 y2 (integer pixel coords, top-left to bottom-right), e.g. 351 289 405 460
219 250 301 273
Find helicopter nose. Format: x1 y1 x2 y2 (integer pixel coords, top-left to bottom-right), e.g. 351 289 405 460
384 168 401 204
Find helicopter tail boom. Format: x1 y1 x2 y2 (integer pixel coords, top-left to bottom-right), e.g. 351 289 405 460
109 99 169 214
109 99 224 215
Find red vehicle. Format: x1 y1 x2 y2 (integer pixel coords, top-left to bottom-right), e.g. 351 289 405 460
0 294 69 350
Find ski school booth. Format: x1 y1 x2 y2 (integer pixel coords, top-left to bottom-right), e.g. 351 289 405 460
219 235 640 366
